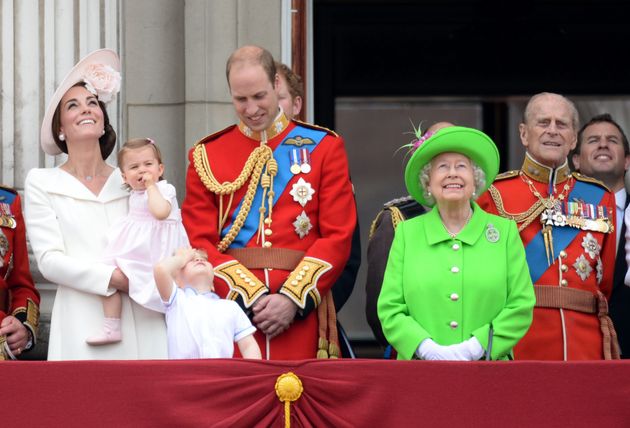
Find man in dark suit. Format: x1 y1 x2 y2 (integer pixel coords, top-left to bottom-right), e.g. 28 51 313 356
572 113 630 357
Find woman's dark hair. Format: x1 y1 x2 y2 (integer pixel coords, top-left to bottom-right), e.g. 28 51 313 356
51 82 117 159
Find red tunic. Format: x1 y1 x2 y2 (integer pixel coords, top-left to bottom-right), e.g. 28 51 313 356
0 187 40 358
477 155 616 360
182 116 356 360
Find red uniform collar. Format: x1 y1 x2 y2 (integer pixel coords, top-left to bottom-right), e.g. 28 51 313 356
521 152 571 185
237 110 290 142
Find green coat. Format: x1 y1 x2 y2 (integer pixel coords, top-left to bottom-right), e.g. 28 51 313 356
378 202 535 360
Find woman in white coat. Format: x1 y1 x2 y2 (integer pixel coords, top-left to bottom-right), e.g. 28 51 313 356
24 49 167 360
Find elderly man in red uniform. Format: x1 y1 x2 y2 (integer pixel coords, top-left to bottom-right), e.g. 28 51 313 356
182 45 356 360
0 185 40 360
477 92 618 360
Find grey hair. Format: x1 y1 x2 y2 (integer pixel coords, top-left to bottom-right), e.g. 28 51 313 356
419 159 487 205
522 92 580 131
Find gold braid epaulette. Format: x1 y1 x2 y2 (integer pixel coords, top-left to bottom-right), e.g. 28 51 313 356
367 206 406 240
494 170 519 180
572 172 612 192
488 185 545 232
192 143 273 252
292 119 338 137
389 206 405 230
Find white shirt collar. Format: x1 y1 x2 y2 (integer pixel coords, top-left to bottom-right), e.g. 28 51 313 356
615 188 626 211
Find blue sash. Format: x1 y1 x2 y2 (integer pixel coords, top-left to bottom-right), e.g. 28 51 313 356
222 125 327 248
525 180 605 283
0 188 16 205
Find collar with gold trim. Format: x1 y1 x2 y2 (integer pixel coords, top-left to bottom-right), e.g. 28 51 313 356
521 152 571 185
237 110 290 142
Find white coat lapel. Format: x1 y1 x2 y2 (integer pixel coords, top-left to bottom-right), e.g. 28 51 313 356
45 167 128 203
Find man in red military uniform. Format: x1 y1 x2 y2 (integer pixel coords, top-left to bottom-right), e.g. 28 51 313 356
477 92 618 360
0 186 40 360
182 46 356 360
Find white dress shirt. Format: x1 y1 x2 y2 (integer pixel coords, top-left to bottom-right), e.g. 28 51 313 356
616 188 626 252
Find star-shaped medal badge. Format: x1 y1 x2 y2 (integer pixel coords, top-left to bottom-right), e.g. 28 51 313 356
290 177 315 207
293 211 312 239
581 232 601 260
573 254 593 281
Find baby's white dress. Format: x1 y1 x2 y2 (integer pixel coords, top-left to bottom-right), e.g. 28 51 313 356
103 180 189 312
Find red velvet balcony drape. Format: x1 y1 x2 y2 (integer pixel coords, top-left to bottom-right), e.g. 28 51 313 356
5 359 630 427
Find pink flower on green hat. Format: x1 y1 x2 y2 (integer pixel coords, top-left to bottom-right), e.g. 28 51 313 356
411 131 434 153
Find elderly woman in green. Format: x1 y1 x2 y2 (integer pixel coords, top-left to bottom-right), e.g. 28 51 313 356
378 126 535 360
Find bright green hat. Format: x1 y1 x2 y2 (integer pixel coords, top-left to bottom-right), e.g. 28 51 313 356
404 126 499 206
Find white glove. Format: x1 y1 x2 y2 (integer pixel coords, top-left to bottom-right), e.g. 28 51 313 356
417 337 484 361
446 336 485 361
416 338 440 360
416 338 460 360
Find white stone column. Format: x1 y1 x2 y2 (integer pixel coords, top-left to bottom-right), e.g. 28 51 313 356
1 0 121 359
1 0 17 184
1 0 121 182
123 0 186 194
183 0 282 150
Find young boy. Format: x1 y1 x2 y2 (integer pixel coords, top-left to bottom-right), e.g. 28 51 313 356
154 247 261 359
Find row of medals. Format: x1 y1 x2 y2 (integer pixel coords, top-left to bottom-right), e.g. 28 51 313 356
540 199 612 234
289 148 311 175
288 148 314 239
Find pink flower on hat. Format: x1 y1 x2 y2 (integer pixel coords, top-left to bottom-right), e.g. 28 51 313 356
410 131 434 153
83 63 121 104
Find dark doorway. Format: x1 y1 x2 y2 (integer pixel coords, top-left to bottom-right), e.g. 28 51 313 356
314 0 630 148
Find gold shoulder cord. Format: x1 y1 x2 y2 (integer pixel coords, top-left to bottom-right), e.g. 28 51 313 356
368 211 384 241
388 206 405 230
193 143 274 252
488 185 545 232
367 206 406 241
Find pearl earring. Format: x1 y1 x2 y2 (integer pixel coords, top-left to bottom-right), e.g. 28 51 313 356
427 191 432 197
59 133 65 141
101 129 106 136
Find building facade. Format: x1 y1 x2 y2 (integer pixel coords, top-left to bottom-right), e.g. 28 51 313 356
1 0 298 358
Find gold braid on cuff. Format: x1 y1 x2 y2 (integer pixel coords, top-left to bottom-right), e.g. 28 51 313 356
214 261 268 308
279 257 332 309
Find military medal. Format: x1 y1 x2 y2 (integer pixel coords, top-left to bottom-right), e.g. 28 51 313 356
581 233 601 259
290 177 315 207
0 203 15 229
573 253 592 281
0 229 7 257
289 150 301 175
300 148 312 174
565 201 613 233
539 200 563 265
293 211 312 238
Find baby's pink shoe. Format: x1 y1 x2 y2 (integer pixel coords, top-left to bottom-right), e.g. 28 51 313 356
86 318 122 346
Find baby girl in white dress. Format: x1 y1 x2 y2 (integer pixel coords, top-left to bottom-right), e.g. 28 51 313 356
87 138 189 345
